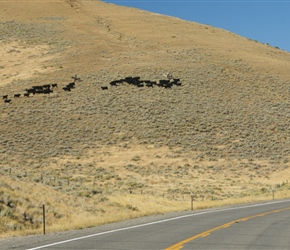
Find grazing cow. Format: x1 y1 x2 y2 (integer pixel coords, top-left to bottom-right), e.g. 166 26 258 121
67 82 75 88
125 76 133 81
63 86 71 91
159 79 170 84
51 83 58 88
3 95 8 99
172 78 180 83
110 80 119 86
124 77 140 86
4 99 11 103
35 89 44 94
146 82 154 87
171 78 181 86
131 76 141 84
164 83 172 88
101 86 108 90
141 80 151 84
42 84 51 89
24 93 30 97
26 88 36 95
14 94 21 98
32 85 43 90
42 88 53 94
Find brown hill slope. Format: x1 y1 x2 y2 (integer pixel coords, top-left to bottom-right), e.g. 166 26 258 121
1 0 290 238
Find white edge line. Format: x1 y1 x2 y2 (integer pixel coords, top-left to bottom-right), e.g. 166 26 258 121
27 199 290 250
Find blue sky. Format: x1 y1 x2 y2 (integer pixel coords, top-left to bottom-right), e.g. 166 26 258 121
102 1 290 52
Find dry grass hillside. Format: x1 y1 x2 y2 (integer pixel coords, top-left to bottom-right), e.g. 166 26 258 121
1 0 290 238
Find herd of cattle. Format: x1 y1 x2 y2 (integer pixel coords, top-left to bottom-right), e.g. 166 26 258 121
2 75 182 104
2 75 82 104
106 76 182 89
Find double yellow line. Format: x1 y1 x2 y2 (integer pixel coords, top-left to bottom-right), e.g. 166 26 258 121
165 207 290 250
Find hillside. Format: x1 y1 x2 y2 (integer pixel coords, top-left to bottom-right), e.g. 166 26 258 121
1 0 290 238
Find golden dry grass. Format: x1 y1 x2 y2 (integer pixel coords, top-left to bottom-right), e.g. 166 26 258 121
1 145 290 238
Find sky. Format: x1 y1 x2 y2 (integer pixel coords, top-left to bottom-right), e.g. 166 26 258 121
102 0 290 52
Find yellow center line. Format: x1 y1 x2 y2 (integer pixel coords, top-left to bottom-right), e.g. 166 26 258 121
165 206 290 250
239 218 250 221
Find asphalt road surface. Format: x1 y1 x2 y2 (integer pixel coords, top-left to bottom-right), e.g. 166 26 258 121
2 199 290 250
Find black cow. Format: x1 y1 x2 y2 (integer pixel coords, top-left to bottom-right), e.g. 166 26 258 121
24 93 30 97
164 84 172 88
67 82 75 88
172 78 182 86
109 81 116 86
25 88 36 94
4 99 11 103
146 82 154 87
42 84 51 89
32 85 43 90
14 94 21 98
2 95 8 99
110 80 119 86
42 89 53 94
63 86 71 91
101 86 108 90
125 77 140 85
159 79 170 84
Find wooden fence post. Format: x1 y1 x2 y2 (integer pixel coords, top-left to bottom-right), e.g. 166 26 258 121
42 202 46 235
191 195 194 210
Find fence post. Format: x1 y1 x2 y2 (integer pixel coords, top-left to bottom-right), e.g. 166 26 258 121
272 189 275 200
191 195 194 210
42 202 46 235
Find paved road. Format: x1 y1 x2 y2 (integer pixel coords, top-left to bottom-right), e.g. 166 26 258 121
2 199 290 250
